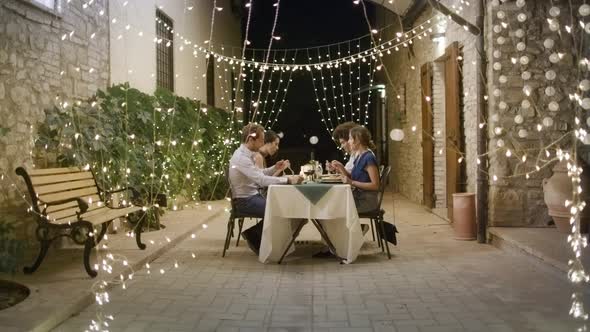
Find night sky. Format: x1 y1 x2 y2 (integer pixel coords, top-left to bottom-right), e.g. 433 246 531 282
241 0 377 168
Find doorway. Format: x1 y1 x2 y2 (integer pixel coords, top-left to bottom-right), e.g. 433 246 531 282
421 63 434 209
425 42 465 220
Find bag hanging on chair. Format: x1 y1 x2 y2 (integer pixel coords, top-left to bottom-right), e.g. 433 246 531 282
381 221 399 245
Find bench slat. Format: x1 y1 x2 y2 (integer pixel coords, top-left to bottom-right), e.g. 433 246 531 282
39 187 99 204
36 179 97 195
53 206 142 225
46 203 105 221
27 167 84 176
44 194 102 213
31 172 94 186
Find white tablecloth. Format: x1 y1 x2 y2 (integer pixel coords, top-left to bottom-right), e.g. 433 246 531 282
259 184 364 263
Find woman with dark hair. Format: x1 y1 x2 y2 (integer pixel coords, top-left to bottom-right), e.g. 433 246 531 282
340 126 380 213
254 130 289 176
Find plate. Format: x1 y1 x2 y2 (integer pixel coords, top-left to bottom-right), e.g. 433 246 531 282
319 178 343 183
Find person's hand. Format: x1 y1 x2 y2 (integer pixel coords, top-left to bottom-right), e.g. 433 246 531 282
275 160 287 171
340 174 352 185
325 160 334 172
331 160 345 174
282 160 291 171
287 175 303 184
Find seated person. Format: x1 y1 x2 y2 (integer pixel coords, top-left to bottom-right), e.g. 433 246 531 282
340 126 380 214
229 123 302 254
326 122 359 177
254 129 288 176
315 126 376 258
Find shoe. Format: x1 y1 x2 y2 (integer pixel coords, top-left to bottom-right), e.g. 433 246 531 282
312 249 335 258
241 230 260 255
361 224 369 235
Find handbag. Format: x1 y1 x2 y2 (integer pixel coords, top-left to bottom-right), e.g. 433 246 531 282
381 221 399 245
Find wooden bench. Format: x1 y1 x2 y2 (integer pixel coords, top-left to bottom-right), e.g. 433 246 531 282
16 166 148 277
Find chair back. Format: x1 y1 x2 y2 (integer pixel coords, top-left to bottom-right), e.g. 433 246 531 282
379 165 384 178
224 165 238 213
376 166 391 209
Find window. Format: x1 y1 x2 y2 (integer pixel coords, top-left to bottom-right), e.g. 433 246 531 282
230 71 236 111
33 0 55 8
206 59 215 106
25 0 60 13
156 9 174 92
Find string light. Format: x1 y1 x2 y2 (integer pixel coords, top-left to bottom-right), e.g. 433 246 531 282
2 1 587 331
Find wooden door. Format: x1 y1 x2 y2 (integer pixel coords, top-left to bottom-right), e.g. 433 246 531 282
445 42 461 220
421 63 434 209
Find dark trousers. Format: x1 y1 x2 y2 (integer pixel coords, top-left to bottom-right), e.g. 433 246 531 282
234 194 266 218
234 194 265 251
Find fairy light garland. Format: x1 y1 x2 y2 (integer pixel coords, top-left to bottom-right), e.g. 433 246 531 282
250 0 282 122
488 0 590 324
2 1 588 331
267 55 297 129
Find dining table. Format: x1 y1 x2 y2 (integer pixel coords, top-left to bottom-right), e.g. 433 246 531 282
258 182 364 264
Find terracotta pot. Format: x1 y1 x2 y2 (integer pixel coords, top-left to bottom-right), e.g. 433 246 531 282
542 160 586 233
452 193 477 240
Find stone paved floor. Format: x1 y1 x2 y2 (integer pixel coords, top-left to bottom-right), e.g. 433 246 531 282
53 194 590 332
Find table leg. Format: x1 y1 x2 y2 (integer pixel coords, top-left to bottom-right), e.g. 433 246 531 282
310 219 344 261
277 219 307 264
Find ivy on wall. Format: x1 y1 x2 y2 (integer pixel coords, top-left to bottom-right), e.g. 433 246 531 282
36 83 239 207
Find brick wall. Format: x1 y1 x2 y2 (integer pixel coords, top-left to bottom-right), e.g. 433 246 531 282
378 1 480 207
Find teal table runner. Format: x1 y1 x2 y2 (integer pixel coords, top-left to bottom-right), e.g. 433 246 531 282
293 183 335 205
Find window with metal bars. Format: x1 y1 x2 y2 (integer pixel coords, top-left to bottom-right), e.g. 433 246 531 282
156 9 174 92
32 0 56 9
22 0 61 14
206 58 215 106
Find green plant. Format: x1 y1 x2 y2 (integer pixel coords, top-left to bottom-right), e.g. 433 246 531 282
36 83 238 227
0 216 25 274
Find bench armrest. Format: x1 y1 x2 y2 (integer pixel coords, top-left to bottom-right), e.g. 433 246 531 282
101 186 141 206
40 197 89 216
104 186 139 196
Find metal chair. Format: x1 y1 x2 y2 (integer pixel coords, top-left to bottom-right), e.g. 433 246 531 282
365 164 386 242
365 164 386 241
358 165 392 259
222 167 260 257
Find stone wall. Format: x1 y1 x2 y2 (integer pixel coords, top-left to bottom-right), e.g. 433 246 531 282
377 1 480 207
486 0 580 226
0 0 109 225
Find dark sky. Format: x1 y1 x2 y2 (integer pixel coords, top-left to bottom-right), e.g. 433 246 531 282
241 0 376 166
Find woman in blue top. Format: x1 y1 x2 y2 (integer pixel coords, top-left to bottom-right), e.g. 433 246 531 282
340 126 380 213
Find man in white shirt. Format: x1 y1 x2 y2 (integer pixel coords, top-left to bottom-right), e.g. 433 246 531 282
229 123 302 254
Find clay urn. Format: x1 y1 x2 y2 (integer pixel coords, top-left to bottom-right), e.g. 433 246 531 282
452 193 477 240
543 160 589 233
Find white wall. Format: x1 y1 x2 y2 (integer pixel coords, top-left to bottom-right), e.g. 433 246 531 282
109 0 241 107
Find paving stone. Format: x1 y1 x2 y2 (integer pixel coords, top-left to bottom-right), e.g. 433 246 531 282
48 195 588 332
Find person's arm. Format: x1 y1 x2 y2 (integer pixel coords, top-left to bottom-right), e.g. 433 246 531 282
272 160 290 177
340 154 379 191
262 165 277 176
349 164 379 191
331 160 351 178
233 159 287 187
254 153 264 169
